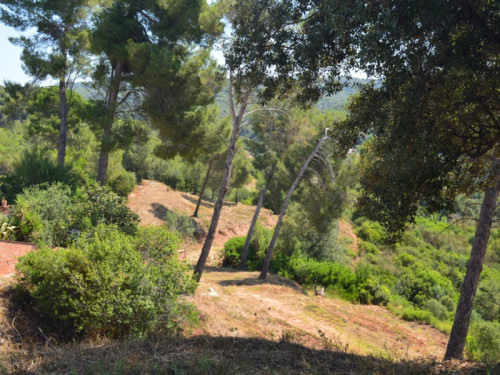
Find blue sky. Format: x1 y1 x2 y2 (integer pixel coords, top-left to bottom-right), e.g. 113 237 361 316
0 24 30 84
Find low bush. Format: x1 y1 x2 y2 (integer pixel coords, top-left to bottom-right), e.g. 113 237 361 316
13 183 139 246
355 219 386 244
164 210 197 238
107 169 136 197
15 225 197 339
281 256 388 305
467 321 500 362
0 150 82 201
221 223 271 269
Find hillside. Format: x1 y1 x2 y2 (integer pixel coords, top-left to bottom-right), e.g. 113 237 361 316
0 180 494 374
128 181 449 359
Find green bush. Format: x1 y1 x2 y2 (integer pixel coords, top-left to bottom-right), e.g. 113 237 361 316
221 223 271 269
281 256 388 305
15 225 196 339
13 183 139 246
12 183 76 246
107 169 136 197
0 150 82 201
467 321 500 362
75 184 139 236
222 236 246 268
358 240 380 255
399 306 433 324
164 210 197 238
355 219 386 244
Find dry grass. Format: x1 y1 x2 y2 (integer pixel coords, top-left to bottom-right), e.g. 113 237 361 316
1 334 495 374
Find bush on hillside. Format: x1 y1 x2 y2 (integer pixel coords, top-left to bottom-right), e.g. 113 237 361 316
107 169 136 197
164 210 197 238
221 223 271 269
0 150 82 201
15 225 196 339
13 183 139 246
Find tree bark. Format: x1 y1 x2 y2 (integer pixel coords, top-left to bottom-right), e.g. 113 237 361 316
193 86 252 282
57 75 68 167
260 133 329 279
240 165 275 270
235 189 238 204
193 160 213 217
444 156 500 360
97 62 124 186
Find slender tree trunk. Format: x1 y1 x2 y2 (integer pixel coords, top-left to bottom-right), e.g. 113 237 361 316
57 75 68 167
235 189 239 204
240 165 275 270
97 62 124 186
193 160 213 217
193 85 252 282
444 157 500 360
211 188 215 201
260 133 329 279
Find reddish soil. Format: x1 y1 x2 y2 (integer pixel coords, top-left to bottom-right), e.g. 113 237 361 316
0 241 36 276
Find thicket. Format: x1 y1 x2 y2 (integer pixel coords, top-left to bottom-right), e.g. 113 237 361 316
15 225 197 339
11 183 138 247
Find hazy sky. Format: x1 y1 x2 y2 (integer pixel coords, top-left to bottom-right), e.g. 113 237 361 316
0 24 30 84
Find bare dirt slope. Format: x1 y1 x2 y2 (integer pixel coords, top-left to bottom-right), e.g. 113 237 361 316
127 179 277 263
192 269 448 360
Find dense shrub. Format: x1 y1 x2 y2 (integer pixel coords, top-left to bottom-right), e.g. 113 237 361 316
358 240 379 255
355 219 386 244
12 183 76 246
15 225 196 339
75 184 139 236
13 183 139 246
467 321 500 362
281 256 388 305
0 150 82 201
107 169 136 197
397 266 455 306
221 223 271 269
164 210 197 238
222 236 246 268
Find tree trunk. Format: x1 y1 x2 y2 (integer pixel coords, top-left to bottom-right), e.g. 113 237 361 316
211 188 215 200
240 165 275 270
97 62 124 186
193 160 213 217
57 75 68 167
235 189 238 204
444 157 500 360
260 133 329 279
193 85 252 282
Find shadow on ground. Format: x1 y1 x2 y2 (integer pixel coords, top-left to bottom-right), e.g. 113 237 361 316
182 194 237 209
2 335 494 374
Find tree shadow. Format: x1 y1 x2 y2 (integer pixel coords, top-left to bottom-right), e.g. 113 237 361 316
182 194 237 209
150 202 169 220
218 276 308 295
4 334 493 374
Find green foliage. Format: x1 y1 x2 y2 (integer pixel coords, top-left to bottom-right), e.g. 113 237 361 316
15 225 197 339
221 223 271 269
12 183 138 246
467 321 500 363
281 256 388 305
164 211 197 238
221 236 246 268
107 168 136 197
76 184 139 236
358 240 379 255
0 214 17 240
355 219 386 244
0 150 82 201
